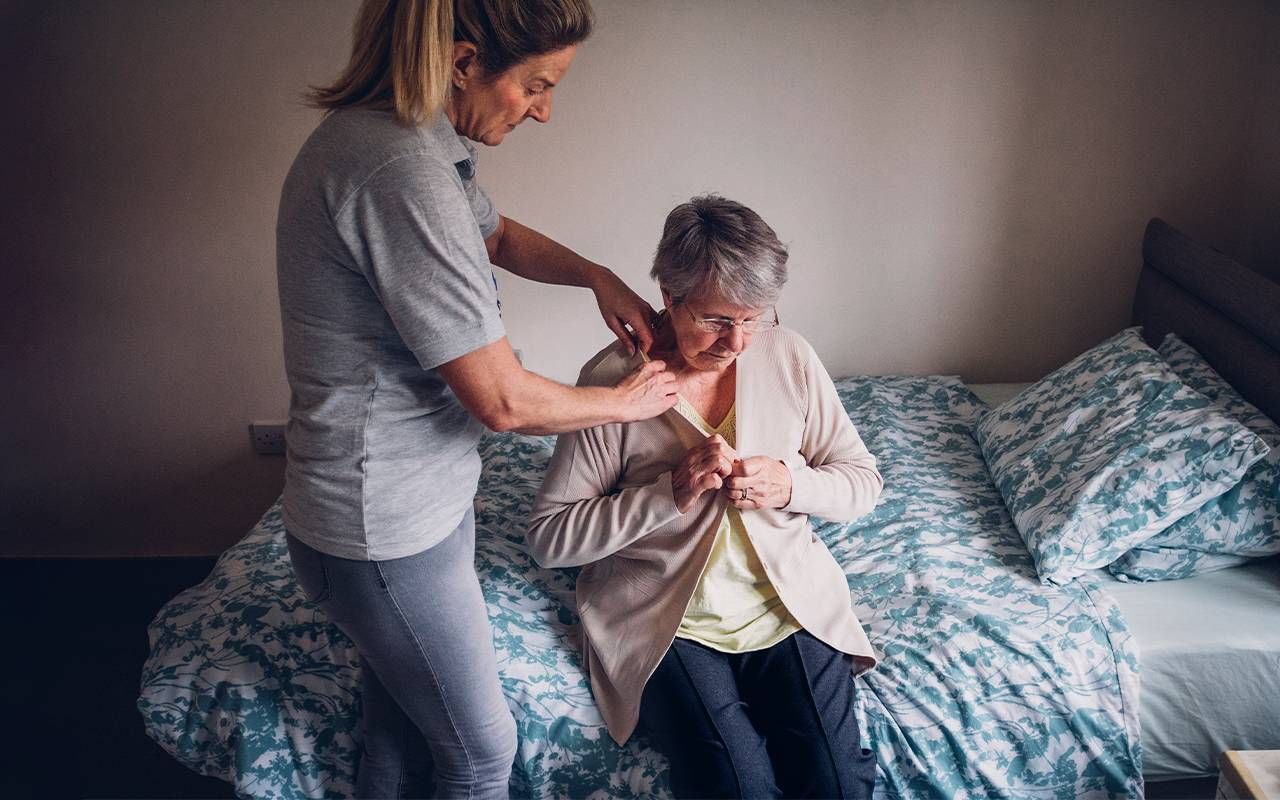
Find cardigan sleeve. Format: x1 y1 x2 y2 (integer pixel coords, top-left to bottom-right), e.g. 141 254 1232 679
524 361 684 568
782 340 883 522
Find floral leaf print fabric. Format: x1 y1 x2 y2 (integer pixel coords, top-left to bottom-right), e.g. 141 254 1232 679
975 328 1268 585
1107 334 1280 581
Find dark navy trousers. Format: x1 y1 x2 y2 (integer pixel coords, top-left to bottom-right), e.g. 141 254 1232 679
638 630 876 799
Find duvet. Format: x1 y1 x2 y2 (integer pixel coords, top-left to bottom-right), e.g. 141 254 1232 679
139 375 1141 799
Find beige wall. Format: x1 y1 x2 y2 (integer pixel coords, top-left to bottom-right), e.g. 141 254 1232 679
2 0 1276 557
1230 0 1280 281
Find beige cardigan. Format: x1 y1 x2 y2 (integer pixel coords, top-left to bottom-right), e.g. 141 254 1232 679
526 326 883 744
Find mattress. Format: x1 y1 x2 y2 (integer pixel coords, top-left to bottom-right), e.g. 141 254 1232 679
969 381 1280 782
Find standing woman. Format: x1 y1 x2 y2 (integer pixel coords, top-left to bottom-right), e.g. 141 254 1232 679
276 1 676 797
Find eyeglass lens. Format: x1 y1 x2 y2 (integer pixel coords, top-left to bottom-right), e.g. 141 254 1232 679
699 318 777 333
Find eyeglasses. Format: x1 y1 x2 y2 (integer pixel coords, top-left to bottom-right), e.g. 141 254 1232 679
682 305 780 334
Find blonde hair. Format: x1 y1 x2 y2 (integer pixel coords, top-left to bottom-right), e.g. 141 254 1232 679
308 0 593 126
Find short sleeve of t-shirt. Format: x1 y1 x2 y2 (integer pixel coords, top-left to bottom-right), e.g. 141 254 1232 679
335 152 505 370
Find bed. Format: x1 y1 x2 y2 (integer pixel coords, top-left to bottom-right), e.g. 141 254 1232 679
139 219 1280 799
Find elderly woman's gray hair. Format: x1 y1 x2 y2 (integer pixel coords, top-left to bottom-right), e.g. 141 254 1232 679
650 195 789 308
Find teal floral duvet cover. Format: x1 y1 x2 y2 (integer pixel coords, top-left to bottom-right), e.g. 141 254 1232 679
139 375 1142 799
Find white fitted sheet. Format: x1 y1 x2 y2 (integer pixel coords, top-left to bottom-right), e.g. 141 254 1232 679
1092 559 1280 780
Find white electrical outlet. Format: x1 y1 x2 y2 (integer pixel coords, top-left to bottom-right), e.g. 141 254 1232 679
249 422 287 455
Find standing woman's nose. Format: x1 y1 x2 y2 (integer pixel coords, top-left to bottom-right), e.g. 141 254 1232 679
529 91 552 123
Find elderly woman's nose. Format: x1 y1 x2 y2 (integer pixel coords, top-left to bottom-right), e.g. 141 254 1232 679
723 326 747 351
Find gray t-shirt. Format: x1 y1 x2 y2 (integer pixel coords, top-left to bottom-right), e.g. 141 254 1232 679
276 108 504 560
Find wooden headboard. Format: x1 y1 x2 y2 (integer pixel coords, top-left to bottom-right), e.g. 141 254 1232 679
1132 218 1280 423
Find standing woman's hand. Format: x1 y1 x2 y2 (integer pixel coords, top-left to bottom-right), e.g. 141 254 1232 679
591 269 658 356
611 360 678 422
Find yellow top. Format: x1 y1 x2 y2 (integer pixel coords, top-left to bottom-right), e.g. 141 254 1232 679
673 396 801 652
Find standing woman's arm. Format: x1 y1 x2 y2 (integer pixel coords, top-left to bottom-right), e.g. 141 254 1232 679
437 337 673 435
337 153 675 436
485 215 657 355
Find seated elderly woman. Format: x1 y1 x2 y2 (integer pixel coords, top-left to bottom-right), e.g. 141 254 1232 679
526 195 883 799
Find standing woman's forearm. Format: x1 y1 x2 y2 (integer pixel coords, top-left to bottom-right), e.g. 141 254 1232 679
488 215 604 287
486 215 657 353
437 337 676 435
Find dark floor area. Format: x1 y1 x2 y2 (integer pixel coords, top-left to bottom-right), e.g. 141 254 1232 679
1 557 235 800
1148 776 1220 799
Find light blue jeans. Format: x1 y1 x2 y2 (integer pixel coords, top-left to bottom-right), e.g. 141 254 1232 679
287 510 516 799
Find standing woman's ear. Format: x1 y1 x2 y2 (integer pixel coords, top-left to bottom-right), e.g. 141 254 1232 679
451 41 480 91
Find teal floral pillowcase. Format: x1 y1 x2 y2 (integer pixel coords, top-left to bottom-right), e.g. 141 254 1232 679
975 328 1269 585
1107 334 1280 581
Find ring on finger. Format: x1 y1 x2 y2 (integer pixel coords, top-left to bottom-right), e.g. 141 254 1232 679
738 487 750 501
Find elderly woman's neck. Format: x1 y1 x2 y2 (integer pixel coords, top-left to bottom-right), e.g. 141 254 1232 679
647 312 678 359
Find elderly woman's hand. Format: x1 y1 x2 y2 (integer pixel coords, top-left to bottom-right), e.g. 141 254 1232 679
672 434 738 513
591 268 657 356
724 457 793 511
